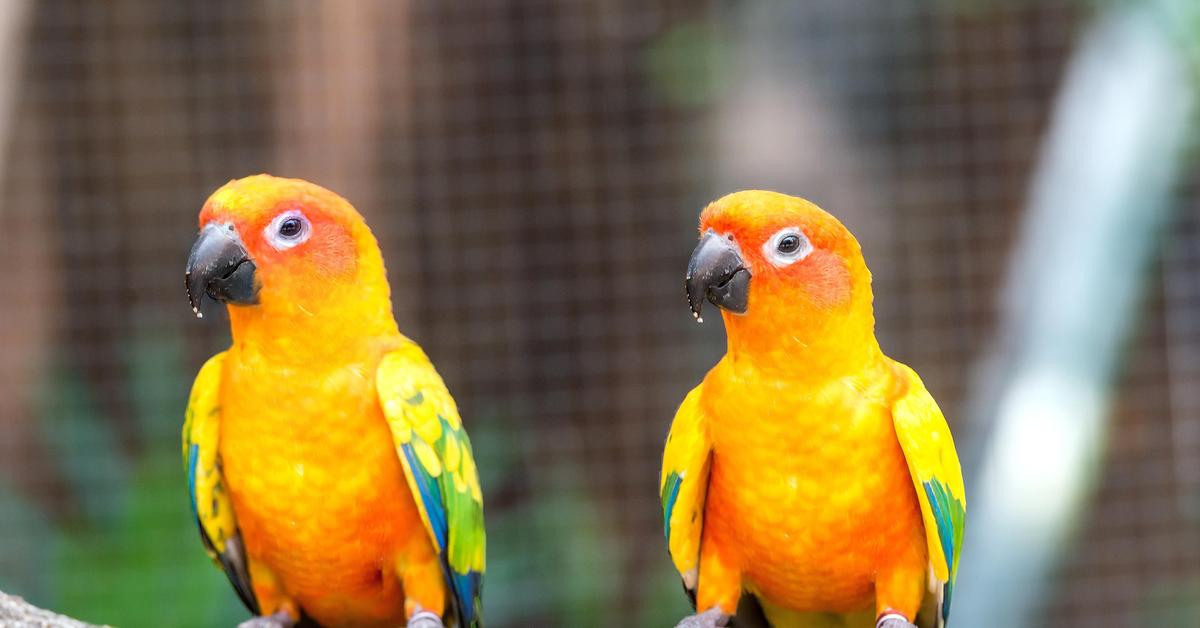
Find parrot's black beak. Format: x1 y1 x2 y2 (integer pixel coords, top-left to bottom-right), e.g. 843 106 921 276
185 223 259 317
686 230 751 321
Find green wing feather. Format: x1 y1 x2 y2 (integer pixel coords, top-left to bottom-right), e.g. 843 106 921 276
377 342 486 627
182 352 258 614
660 385 712 602
890 361 966 627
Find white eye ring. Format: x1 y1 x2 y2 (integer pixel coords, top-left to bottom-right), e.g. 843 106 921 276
264 210 311 250
763 227 812 267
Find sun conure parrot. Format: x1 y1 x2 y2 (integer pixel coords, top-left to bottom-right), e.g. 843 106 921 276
661 191 965 628
182 174 485 628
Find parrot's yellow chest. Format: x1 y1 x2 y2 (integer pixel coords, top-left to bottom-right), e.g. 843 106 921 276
217 351 431 626
702 359 928 614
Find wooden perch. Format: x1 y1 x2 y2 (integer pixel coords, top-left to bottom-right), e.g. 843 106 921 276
0 591 108 628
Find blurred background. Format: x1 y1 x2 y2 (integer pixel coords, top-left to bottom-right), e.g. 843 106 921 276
0 0 1198 626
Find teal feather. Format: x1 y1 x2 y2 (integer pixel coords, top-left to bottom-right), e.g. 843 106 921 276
923 478 965 623
661 471 683 542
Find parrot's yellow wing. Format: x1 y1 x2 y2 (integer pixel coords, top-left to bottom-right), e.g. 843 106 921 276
182 352 259 614
890 362 966 628
377 342 485 628
660 385 712 604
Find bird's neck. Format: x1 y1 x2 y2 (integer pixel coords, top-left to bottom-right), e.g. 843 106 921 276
721 303 882 381
226 282 400 367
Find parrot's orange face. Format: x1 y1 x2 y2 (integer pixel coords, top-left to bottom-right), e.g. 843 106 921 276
686 190 874 361
688 191 868 318
186 174 367 316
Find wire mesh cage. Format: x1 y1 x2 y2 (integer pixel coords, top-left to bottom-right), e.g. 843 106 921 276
0 1 1197 627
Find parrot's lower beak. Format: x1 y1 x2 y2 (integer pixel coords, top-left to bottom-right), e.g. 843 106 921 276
186 223 259 317
686 230 750 321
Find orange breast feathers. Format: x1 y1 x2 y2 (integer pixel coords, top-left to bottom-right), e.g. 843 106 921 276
218 353 439 626
663 190 965 627
700 359 929 617
183 175 484 628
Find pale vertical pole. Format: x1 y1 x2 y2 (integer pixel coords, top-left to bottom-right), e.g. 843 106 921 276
954 2 1199 625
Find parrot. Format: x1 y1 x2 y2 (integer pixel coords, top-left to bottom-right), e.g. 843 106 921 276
182 174 485 628
660 191 965 628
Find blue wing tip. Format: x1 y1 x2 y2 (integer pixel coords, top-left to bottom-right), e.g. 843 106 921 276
452 570 483 625
661 472 683 541
401 443 449 547
922 479 962 573
922 478 963 624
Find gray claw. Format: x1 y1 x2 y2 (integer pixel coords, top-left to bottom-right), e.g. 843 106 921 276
676 607 730 628
875 615 916 628
237 611 295 628
407 610 445 628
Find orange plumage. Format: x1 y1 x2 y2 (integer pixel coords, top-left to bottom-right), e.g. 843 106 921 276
220 339 440 625
662 191 965 628
183 175 484 627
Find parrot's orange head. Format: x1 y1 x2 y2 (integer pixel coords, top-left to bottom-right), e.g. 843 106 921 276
186 174 390 325
687 190 877 368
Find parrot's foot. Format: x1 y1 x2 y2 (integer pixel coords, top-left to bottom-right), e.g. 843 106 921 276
407 610 445 628
675 607 731 628
875 613 916 628
237 611 295 628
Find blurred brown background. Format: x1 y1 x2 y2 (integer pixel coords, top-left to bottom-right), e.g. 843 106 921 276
0 1 1198 627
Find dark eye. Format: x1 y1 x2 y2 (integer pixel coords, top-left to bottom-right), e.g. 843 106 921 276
279 217 303 238
777 234 801 254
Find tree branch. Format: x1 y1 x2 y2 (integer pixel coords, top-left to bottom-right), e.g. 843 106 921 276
0 591 108 628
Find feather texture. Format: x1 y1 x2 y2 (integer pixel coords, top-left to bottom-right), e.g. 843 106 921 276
378 342 486 628
662 190 966 627
182 352 258 614
890 363 966 627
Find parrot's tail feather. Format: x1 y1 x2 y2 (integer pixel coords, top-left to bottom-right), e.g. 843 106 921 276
730 595 769 628
683 581 697 610
295 611 322 628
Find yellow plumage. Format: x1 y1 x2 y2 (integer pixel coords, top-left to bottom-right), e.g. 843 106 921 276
183 175 485 626
662 191 965 628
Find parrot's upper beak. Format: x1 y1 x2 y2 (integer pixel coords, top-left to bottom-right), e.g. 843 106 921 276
686 230 751 321
185 223 259 317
